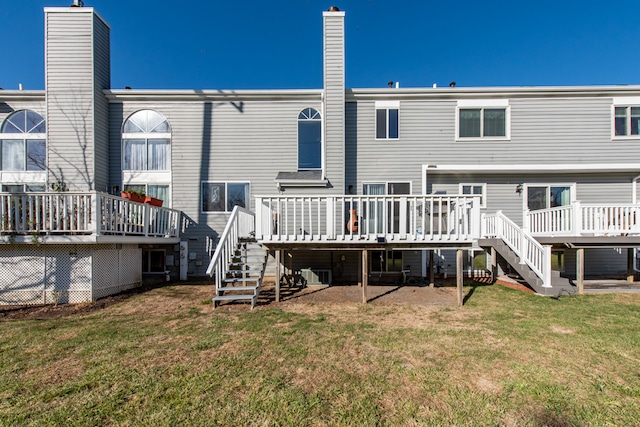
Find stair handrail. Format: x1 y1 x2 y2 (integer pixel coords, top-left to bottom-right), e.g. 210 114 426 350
483 211 551 288
206 206 255 289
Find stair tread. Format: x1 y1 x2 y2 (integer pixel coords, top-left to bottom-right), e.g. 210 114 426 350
223 277 260 283
217 286 260 292
214 294 256 301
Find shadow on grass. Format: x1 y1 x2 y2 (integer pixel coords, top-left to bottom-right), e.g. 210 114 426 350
463 278 495 305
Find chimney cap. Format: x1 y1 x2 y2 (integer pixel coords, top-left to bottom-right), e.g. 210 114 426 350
328 6 340 11
449 81 456 88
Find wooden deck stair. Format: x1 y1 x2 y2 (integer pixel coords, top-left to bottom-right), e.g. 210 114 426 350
213 239 267 309
481 238 576 296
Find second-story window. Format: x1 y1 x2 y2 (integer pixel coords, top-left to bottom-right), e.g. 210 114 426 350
122 110 171 171
459 108 506 138
457 100 510 140
298 108 322 170
614 106 640 136
375 101 399 139
1 110 46 171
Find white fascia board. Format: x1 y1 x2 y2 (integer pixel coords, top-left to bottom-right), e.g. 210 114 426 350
423 164 640 173
0 91 45 100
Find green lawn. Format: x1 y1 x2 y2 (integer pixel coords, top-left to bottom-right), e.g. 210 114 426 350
1 284 639 426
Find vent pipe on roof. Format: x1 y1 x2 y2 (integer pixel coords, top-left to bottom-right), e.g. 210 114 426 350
18 83 23 91
71 0 84 7
328 6 340 11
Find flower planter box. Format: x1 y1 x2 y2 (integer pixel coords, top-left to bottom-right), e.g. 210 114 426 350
144 196 163 207
121 191 145 204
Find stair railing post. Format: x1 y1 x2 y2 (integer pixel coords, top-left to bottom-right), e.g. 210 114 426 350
572 200 581 236
520 214 528 265
542 245 552 288
255 197 263 239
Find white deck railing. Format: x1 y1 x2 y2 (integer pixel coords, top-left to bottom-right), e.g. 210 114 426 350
483 211 551 288
0 192 180 238
526 201 640 236
206 206 255 288
254 195 481 243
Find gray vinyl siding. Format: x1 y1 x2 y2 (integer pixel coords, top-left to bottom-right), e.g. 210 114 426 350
323 13 345 193
346 99 457 195
109 98 324 275
92 14 111 192
564 248 628 278
45 9 96 191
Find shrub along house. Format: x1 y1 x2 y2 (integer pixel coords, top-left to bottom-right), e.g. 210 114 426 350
2 3 640 306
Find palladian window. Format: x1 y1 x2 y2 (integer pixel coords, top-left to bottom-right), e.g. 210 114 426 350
0 110 46 171
122 110 171 171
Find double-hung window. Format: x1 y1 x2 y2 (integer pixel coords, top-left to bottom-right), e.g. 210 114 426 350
457 100 509 140
613 100 640 137
375 101 399 139
460 183 487 208
201 182 250 213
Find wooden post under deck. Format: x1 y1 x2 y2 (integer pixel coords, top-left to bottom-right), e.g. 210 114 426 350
627 248 635 283
456 249 464 306
577 248 584 295
275 250 281 303
429 250 435 288
491 247 498 283
362 249 368 303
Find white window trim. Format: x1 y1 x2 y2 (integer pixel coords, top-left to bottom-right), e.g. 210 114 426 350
374 101 400 140
201 181 251 214
455 99 511 141
122 182 171 207
522 182 576 211
611 104 640 140
121 133 172 171
459 183 487 208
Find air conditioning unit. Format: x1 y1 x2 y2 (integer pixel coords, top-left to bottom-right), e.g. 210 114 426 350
300 268 332 285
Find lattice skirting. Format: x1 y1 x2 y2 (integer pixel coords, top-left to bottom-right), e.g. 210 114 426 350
0 244 142 305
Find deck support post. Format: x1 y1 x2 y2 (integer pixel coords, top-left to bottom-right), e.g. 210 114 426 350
362 249 368 303
275 249 281 303
627 248 635 283
429 250 435 288
490 247 498 283
577 248 584 295
456 249 464 306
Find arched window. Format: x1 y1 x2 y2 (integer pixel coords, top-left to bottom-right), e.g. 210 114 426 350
298 108 321 170
122 110 171 171
1 110 46 171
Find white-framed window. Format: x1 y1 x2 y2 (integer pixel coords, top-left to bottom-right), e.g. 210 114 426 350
375 101 399 140
1 110 46 171
201 181 250 213
1 184 46 193
525 183 575 211
122 110 171 171
298 108 322 170
613 105 640 137
456 99 510 140
460 183 487 208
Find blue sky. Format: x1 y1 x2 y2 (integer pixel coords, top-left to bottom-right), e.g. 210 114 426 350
2 0 640 91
